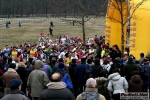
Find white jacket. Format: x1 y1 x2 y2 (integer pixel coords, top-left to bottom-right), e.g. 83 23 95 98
107 73 128 94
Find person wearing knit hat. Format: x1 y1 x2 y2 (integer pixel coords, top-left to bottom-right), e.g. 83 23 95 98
53 58 68 73
56 63 67 76
1 79 28 100
55 62 74 92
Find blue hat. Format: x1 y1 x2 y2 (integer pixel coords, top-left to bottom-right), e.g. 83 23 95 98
9 79 22 90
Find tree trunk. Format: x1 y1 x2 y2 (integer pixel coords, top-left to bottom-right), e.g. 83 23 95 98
121 25 125 57
82 17 86 44
119 1 126 57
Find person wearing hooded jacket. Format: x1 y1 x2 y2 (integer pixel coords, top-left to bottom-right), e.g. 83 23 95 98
95 70 110 100
27 60 49 100
128 71 143 92
38 73 75 100
107 68 128 100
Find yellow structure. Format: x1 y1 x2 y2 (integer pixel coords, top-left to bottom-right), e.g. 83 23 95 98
130 0 150 59
105 0 128 50
105 0 150 59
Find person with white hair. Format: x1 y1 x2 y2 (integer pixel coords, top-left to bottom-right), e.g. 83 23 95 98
76 78 106 100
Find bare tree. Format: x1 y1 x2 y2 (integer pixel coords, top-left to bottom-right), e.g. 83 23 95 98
107 0 147 56
78 0 91 43
60 0 106 44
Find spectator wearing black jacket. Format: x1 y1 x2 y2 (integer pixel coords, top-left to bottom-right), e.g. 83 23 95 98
16 62 28 95
68 59 77 97
2 58 12 73
96 43 102 59
91 58 103 78
109 48 117 61
109 57 124 76
112 45 121 58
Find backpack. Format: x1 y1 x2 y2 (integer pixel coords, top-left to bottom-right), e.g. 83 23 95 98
97 80 110 99
62 73 73 89
82 92 99 100
84 65 92 80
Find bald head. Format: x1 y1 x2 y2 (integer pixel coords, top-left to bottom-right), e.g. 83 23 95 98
51 73 62 82
86 78 97 88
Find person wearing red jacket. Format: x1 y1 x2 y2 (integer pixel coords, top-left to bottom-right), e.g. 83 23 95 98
94 35 99 44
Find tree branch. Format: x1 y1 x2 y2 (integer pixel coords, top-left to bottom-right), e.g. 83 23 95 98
109 0 121 12
79 0 86 12
106 16 122 23
98 0 108 16
123 0 147 25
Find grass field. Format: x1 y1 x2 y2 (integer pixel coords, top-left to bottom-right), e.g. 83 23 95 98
0 17 105 49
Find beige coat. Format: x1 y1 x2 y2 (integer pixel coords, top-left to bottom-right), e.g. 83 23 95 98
3 68 20 94
76 88 106 100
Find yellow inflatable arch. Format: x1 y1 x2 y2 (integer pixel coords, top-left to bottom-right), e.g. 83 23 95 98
130 0 150 59
105 0 150 59
105 0 128 51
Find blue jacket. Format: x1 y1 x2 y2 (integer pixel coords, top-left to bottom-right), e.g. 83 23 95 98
76 62 92 83
141 64 150 84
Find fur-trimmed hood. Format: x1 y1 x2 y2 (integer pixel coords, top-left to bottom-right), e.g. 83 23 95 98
95 77 108 83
